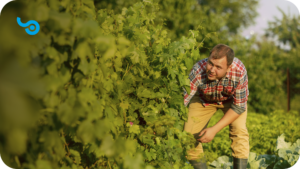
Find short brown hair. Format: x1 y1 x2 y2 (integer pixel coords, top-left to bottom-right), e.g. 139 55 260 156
209 44 234 66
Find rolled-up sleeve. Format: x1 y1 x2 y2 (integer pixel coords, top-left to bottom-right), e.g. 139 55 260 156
231 71 249 114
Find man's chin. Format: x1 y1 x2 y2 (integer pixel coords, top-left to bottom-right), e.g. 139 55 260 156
207 76 215 81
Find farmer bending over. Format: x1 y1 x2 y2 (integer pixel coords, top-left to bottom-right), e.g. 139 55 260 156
183 44 249 169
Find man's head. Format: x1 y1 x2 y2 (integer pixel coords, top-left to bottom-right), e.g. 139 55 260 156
206 44 234 81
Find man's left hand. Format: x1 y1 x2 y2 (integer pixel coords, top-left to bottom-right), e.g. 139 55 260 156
198 127 218 143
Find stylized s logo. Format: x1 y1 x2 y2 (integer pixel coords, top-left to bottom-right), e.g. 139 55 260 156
17 17 40 35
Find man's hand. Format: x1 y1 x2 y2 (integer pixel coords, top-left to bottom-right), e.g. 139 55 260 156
198 127 218 143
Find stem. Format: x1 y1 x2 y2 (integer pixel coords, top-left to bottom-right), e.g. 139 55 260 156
122 64 129 81
88 71 96 88
89 159 101 169
64 82 72 89
61 130 70 157
108 160 112 169
124 110 127 124
122 64 134 81
15 156 21 168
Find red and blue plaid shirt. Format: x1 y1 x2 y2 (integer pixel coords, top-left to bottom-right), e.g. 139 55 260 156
183 57 249 114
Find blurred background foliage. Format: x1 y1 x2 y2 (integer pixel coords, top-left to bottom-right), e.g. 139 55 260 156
265 11 300 106
0 0 299 168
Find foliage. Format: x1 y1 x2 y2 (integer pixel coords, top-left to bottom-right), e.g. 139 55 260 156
266 9 300 49
93 0 286 115
94 0 258 53
197 0 258 34
0 0 299 169
265 9 300 101
207 134 300 169
202 109 300 163
0 0 203 168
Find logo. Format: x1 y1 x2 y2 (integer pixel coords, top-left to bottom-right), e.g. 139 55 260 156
17 17 40 35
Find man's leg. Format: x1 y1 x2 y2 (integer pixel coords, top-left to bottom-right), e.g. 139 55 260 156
184 94 217 168
219 101 249 169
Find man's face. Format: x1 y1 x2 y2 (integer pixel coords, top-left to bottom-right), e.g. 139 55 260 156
206 55 232 81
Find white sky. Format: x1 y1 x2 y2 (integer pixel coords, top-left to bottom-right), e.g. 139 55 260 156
241 0 299 38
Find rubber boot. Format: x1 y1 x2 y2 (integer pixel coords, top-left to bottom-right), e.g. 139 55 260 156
189 155 207 169
233 158 248 169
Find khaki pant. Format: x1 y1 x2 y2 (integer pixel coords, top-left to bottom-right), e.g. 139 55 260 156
184 94 249 160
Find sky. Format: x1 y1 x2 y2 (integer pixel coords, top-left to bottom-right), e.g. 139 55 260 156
242 0 299 38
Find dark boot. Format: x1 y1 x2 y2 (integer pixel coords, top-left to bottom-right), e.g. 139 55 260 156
189 160 207 169
189 155 207 169
233 158 248 169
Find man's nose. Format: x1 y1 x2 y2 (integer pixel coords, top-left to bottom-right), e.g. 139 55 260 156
210 66 216 72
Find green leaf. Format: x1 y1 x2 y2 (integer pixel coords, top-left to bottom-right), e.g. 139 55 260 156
137 86 155 98
139 134 155 146
78 59 96 75
120 101 130 110
5 129 27 155
87 99 105 121
75 42 93 60
49 11 72 32
78 88 97 108
124 153 143 169
145 148 157 161
76 120 95 144
155 44 163 53
105 105 116 122
74 19 100 38
184 58 194 70
276 134 291 151
100 136 115 157
70 149 81 164
36 160 52 169
129 125 140 134
102 79 114 92
155 137 161 145
130 51 140 64
30 4 49 22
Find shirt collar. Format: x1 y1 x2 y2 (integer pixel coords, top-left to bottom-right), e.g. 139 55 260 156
225 63 234 79
225 71 230 79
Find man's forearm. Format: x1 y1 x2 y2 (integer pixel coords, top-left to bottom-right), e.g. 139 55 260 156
212 108 240 133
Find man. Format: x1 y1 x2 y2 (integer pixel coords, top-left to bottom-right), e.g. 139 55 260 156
183 44 249 169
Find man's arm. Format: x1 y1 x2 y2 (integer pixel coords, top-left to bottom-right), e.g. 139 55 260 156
198 71 249 143
212 108 240 132
216 70 249 128
198 108 240 143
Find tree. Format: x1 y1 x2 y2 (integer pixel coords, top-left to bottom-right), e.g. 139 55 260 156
265 9 300 110
94 0 258 54
197 0 259 34
266 9 300 49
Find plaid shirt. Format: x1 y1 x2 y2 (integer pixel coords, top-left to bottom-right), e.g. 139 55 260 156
183 57 249 114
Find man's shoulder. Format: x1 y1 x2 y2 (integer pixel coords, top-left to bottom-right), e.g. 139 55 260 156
191 58 208 74
232 57 247 74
